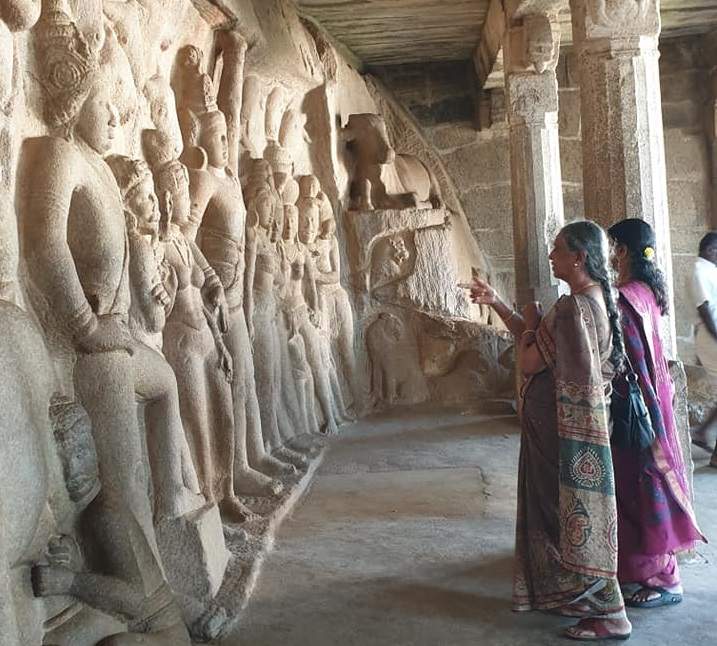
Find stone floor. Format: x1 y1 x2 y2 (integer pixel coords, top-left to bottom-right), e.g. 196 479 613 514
220 406 717 646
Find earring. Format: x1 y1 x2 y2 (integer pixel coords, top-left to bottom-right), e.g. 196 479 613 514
573 262 579 267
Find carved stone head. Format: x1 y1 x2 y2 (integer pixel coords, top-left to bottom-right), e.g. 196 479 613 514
195 110 229 169
143 129 191 229
250 187 274 232
343 113 395 166
524 14 558 74
49 395 99 508
34 0 100 132
106 155 160 236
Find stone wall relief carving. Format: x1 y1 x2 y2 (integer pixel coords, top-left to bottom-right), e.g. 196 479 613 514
342 112 444 211
20 5 191 643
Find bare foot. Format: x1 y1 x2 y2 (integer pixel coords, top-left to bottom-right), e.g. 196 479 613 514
254 453 296 477
234 466 284 497
273 445 309 470
320 419 338 436
218 496 257 524
98 622 191 645
155 487 205 522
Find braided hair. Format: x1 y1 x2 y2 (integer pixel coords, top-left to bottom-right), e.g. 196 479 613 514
561 221 625 369
608 218 669 315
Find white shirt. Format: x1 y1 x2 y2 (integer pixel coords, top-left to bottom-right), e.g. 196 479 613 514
692 256 717 327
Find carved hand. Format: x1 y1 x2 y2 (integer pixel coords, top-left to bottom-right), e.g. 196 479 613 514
218 343 234 383
46 534 83 571
76 316 134 356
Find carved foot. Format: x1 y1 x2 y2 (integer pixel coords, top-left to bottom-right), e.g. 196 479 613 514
97 621 191 645
154 487 206 522
319 419 339 436
32 564 75 597
287 433 325 457
218 496 258 524
273 445 309 470
255 453 297 478
234 467 284 498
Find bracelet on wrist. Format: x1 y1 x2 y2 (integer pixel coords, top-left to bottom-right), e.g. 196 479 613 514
521 329 536 339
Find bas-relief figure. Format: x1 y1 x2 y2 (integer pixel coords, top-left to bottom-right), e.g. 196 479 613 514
105 153 204 522
143 128 244 521
343 113 444 211
177 64 293 501
294 175 352 431
19 5 190 643
314 213 359 408
0 0 41 301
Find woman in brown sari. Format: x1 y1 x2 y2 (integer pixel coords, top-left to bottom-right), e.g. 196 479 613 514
470 221 631 640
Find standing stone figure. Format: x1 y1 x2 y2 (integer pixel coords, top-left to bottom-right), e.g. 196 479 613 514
0 0 40 302
177 70 291 499
105 154 204 521
313 205 359 410
144 129 276 519
20 5 190 644
281 194 346 435
297 175 352 424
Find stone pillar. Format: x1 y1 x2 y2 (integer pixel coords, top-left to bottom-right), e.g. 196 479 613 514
570 0 676 353
504 11 565 308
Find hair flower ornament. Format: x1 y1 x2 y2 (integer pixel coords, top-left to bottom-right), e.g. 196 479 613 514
643 246 655 261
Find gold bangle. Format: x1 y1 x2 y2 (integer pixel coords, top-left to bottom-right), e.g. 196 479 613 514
503 309 518 323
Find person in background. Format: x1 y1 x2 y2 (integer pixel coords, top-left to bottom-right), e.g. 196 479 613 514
690 232 717 468
608 219 704 609
470 221 631 641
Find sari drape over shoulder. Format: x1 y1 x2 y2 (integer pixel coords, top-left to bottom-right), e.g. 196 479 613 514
613 281 705 587
513 295 624 616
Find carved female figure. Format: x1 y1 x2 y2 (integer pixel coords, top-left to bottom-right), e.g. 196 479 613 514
313 210 359 410
145 130 278 520
105 154 205 522
280 199 345 436
183 106 293 496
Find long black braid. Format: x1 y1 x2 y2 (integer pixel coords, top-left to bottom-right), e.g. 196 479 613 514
562 221 625 370
608 218 669 315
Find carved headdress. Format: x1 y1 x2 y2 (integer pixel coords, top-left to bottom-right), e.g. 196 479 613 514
105 155 153 202
34 0 99 130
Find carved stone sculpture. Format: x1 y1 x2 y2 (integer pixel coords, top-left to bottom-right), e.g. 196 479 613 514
246 181 309 468
33 395 192 646
314 214 359 409
343 113 444 211
293 178 352 431
105 153 204 522
0 301 56 646
215 28 247 176
178 70 293 500
19 6 190 642
0 0 40 301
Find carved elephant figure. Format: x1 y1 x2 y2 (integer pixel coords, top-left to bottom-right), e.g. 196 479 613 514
343 113 444 211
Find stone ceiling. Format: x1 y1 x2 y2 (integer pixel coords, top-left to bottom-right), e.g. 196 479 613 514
296 0 717 67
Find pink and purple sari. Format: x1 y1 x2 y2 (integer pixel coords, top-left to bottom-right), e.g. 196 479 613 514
613 281 705 590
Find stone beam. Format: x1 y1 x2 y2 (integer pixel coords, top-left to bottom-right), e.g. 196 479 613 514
473 0 505 88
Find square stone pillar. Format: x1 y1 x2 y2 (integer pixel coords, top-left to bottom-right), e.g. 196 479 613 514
504 11 565 308
570 0 677 353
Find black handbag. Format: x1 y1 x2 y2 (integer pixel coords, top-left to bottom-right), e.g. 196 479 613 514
610 355 655 450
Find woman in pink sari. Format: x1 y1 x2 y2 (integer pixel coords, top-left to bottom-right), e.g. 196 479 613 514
608 219 705 607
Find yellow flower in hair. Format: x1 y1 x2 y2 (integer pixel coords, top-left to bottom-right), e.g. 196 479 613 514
643 246 655 261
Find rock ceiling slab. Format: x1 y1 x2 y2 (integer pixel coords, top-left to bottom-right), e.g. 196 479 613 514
296 0 717 66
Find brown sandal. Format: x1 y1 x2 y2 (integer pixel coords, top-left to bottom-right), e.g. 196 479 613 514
564 618 631 641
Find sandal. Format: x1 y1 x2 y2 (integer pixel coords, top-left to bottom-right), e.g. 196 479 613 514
564 618 631 641
626 586 682 608
548 603 592 618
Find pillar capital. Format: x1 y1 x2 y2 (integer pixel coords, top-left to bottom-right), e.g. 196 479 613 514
570 0 660 44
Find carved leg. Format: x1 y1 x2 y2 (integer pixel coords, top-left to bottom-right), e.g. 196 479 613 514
73 352 182 633
163 328 217 505
299 319 339 436
133 343 204 521
225 309 286 497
